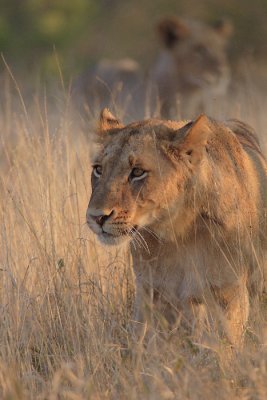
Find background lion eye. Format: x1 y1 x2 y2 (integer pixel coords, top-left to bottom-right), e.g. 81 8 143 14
93 165 102 178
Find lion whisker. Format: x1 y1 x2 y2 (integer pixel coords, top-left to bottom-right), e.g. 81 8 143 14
128 225 150 254
141 226 162 243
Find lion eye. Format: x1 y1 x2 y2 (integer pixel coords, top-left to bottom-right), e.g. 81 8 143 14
130 168 147 182
93 165 102 178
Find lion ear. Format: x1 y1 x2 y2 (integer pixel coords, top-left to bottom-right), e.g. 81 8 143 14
157 17 190 48
98 108 124 133
179 114 212 165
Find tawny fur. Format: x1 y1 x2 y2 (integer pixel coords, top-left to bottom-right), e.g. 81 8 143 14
87 109 267 347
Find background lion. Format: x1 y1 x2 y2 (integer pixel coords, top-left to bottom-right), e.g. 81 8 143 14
87 108 267 348
151 17 233 119
72 58 143 118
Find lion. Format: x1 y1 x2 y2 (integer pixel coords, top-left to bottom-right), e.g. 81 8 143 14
151 17 233 119
86 108 267 347
73 58 143 118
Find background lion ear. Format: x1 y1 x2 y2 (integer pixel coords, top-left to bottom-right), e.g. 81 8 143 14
98 108 124 133
179 114 212 165
157 17 190 48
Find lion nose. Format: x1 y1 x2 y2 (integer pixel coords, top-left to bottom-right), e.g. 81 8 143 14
90 210 114 227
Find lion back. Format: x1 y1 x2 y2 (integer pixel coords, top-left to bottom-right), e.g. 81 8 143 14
226 119 267 210
226 119 267 293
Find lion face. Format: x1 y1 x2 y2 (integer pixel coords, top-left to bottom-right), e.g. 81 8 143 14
86 109 210 245
157 17 232 87
152 17 232 118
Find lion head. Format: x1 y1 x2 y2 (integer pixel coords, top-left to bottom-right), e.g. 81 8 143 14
86 108 211 246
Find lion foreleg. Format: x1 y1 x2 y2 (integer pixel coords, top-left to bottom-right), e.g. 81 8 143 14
214 277 249 348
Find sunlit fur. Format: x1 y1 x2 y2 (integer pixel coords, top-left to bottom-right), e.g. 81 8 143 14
87 108 267 347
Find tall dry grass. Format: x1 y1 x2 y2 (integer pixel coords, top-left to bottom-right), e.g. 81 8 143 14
1 69 267 399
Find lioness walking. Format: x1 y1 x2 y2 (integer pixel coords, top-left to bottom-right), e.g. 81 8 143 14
86 109 267 347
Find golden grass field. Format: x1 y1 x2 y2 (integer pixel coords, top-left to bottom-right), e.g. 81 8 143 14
1 68 267 399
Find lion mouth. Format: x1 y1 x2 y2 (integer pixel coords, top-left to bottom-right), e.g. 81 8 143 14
101 225 139 237
97 225 139 246
102 230 115 237
98 230 130 246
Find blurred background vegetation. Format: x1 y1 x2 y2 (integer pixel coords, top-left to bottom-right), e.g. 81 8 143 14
1 0 267 82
